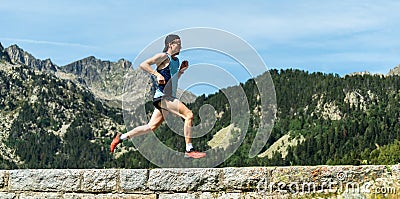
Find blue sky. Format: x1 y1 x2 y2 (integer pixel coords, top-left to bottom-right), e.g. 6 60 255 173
1 1 400 94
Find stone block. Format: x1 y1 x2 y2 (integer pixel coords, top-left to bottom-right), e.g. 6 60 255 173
391 164 400 182
221 167 272 191
63 193 96 199
159 193 197 199
331 165 390 182
240 192 275 199
0 192 16 199
199 192 241 199
19 192 62 199
271 166 315 184
8 169 81 192
82 169 118 192
148 168 221 192
120 169 148 192
0 171 5 188
95 193 157 199
270 165 392 194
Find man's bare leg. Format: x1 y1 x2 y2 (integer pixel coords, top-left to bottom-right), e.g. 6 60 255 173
161 99 205 158
110 109 164 153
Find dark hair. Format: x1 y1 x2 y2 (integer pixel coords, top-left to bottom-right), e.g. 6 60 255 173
162 34 180 52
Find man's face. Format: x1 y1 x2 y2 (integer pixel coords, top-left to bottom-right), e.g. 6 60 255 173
170 39 181 55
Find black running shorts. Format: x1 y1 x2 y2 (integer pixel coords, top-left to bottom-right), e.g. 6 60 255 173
152 96 176 110
152 96 163 110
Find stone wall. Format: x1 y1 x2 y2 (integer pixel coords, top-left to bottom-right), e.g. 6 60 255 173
0 165 399 198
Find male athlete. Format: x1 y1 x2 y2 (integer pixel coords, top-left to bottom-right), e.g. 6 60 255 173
110 34 206 159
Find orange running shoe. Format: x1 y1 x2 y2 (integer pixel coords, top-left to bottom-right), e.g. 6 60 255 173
184 149 206 159
110 133 122 153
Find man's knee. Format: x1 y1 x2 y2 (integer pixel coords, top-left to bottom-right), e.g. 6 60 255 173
185 111 194 121
149 124 158 131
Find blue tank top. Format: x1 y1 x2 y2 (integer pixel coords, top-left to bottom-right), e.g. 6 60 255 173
154 53 179 98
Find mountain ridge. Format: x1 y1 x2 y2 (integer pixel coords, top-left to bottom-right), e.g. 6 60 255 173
0 43 160 108
3 44 57 72
0 61 125 168
0 43 196 108
388 64 400 76
1 42 400 169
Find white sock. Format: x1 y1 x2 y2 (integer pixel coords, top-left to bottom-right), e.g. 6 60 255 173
120 134 128 140
186 143 193 152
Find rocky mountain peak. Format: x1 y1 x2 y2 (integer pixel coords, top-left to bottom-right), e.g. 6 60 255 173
388 64 400 76
81 56 101 65
61 56 143 107
117 58 132 69
4 44 57 72
0 42 11 63
63 56 132 75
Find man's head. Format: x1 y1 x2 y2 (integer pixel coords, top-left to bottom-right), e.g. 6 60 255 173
163 34 181 55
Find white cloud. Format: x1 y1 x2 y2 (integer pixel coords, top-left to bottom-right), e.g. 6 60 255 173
0 38 93 48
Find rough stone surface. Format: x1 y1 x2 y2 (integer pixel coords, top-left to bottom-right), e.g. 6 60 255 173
271 166 315 184
64 193 157 199
199 192 241 199
148 168 221 192
82 169 118 192
19 192 62 199
95 193 157 199
0 170 5 188
119 169 148 192
391 164 400 182
241 192 284 199
221 167 272 191
159 193 197 199
8 169 81 192
0 192 16 199
333 165 390 182
0 165 399 198
63 193 96 199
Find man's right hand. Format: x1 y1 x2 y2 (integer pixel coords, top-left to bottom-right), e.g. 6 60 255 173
156 74 166 84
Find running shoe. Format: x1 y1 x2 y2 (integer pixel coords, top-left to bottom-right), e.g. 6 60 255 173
184 149 206 159
110 133 122 153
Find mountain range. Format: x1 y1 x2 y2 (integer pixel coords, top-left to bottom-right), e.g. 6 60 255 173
0 42 399 169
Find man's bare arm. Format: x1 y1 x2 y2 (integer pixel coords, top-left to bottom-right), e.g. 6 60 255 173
140 53 168 84
139 53 168 75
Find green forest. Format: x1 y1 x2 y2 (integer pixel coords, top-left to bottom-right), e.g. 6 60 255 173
139 69 400 168
1 65 400 169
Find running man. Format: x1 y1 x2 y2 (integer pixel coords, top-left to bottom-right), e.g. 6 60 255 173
110 34 206 159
